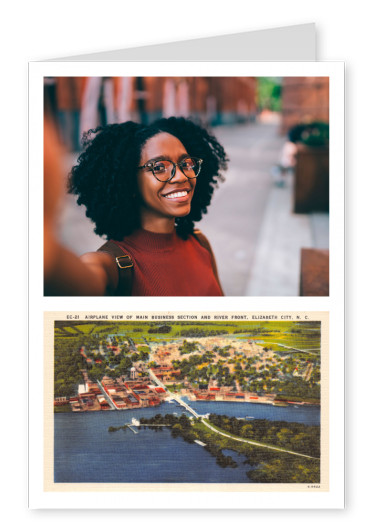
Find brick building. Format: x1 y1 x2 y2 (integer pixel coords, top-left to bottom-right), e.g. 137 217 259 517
280 77 329 135
46 76 258 141
138 76 258 125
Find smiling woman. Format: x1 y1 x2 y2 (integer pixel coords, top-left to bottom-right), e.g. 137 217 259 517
136 133 198 231
45 117 228 296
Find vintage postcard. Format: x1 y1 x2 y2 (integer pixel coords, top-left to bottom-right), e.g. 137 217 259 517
40 311 330 506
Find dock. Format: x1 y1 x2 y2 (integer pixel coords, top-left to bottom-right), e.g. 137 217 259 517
125 418 171 434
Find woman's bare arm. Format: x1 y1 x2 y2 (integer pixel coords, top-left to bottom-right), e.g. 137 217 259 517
44 227 118 295
44 118 118 296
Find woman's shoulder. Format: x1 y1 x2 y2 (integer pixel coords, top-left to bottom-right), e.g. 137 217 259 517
191 228 212 253
191 228 223 294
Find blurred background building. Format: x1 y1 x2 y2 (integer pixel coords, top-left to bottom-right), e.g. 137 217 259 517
44 76 329 296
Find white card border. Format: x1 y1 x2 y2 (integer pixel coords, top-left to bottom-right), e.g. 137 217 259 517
29 61 344 509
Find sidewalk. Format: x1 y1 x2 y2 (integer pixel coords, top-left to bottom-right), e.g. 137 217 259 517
244 174 329 296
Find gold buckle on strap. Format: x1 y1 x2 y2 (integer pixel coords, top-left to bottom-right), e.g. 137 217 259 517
115 255 133 269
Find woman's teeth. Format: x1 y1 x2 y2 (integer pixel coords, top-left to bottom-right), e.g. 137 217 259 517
165 191 188 199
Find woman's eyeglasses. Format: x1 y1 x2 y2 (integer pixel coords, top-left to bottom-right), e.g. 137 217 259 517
138 156 203 182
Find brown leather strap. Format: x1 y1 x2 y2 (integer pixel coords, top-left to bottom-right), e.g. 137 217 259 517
97 241 133 296
193 229 223 295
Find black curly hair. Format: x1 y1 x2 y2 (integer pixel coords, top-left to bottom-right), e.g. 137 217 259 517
68 116 228 240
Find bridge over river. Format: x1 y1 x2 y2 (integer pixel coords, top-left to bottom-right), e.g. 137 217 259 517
148 369 319 460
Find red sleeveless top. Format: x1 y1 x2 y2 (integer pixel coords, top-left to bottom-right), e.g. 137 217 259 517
113 228 223 296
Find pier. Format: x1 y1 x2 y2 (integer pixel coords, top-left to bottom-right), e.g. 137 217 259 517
124 417 171 434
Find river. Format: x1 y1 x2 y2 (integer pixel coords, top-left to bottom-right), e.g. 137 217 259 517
54 400 320 483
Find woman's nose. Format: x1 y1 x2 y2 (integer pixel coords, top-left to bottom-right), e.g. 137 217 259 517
169 164 188 182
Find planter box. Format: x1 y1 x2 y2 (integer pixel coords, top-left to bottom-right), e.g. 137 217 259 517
294 143 329 213
300 248 329 296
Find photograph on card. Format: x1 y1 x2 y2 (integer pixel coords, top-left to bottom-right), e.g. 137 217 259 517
44 76 329 297
45 311 328 491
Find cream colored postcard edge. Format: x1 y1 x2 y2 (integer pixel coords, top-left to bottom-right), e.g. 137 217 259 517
43 311 329 506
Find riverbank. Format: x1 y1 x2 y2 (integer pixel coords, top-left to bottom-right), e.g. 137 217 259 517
55 394 320 414
128 413 320 482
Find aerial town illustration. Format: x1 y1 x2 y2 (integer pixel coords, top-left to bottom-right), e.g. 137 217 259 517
54 320 321 412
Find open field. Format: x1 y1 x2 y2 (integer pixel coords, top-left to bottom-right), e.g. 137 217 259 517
54 320 321 355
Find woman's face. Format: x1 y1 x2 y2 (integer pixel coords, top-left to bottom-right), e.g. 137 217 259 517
137 132 196 230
